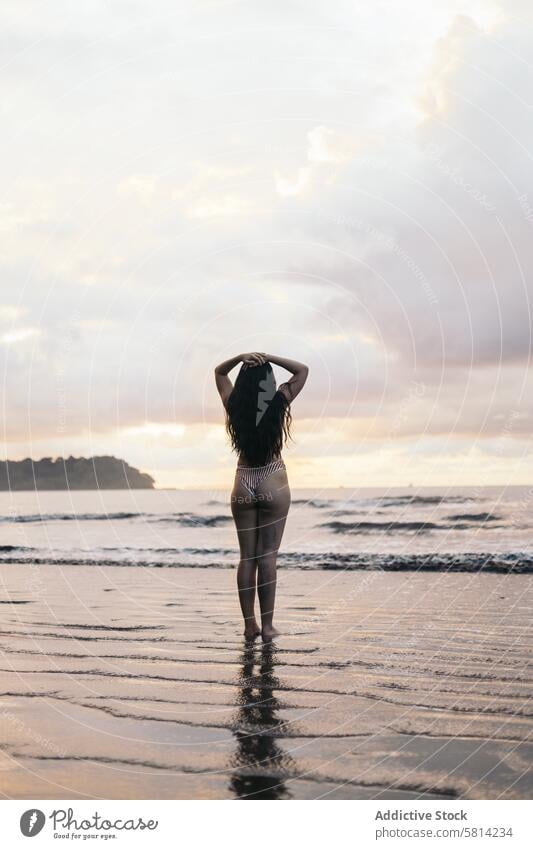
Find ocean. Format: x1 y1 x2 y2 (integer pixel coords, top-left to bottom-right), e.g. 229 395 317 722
0 485 532 573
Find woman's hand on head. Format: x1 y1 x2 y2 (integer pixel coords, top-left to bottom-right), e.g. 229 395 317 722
241 352 267 368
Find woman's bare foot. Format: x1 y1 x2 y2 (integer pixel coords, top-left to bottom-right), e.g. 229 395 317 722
261 624 280 643
244 620 261 640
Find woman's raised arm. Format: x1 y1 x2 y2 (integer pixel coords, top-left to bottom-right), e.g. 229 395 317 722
263 353 309 402
214 354 242 408
214 352 267 407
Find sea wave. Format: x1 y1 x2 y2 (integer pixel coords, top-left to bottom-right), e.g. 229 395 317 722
0 511 231 527
0 511 143 523
150 514 231 527
375 495 482 507
447 512 500 522
0 546 531 573
320 516 504 534
292 494 483 510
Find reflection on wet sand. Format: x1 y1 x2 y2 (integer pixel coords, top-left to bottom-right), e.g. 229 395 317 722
228 642 296 799
1 564 531 799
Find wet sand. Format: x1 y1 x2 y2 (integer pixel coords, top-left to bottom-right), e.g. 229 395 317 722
0 563 531 799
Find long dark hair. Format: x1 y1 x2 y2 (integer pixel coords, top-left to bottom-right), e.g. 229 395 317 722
226 362 292 465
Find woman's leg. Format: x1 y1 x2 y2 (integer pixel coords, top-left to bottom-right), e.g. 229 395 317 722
255 467 291 641
231 478 261 639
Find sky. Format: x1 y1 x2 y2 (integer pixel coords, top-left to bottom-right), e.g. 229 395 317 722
1 0 533 488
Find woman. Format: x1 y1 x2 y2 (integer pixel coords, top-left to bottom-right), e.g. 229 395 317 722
214 352 308 641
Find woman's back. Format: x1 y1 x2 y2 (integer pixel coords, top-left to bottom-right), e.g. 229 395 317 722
225 362 292 467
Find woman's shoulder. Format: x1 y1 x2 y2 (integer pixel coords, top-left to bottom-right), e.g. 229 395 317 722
276 382 292 403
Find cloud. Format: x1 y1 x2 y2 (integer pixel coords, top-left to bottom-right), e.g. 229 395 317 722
1 0 532 484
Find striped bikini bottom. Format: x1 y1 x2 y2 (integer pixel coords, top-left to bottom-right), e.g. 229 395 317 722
236 458 286 499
